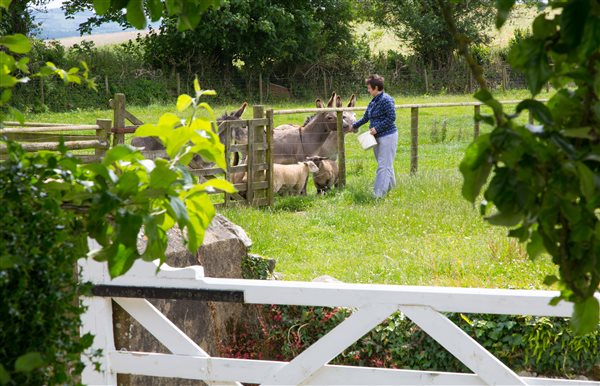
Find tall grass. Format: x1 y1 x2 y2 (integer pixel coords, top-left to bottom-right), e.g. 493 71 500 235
27 89 557 289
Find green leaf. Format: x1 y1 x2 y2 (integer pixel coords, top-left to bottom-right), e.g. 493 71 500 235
107 244 137 278
116 171 140 196
527 231 546 260
575 162 596 201
495 0 516 29
460 134 492 202
16 57 29 73
176 94 193 112
0 363 9 385
572 296 599 335
580 16 600 59
543 275 559 286
485 211 521 226
93 0 110 14
198 178 236 194
508 38 551 95
532 14 556 40
549 296 562 306
102 144 138 166
193 78 201 94
560 0 587 50
169 196 189 229
8 106 24 125
516 99 553 125
149 163 178 190
562 127 594 139
126 0 146 29
474 89 503 117
14 352 44 373
0 34 31 54
0 74 17 88
0 0 11 9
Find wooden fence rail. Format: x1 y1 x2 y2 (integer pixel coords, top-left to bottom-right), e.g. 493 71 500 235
0 119 111 162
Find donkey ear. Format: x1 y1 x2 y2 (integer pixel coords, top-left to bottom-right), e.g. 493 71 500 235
327 92 336 107
347 94 356 107
316 99 324 108
336 95 342 108
233 102 248 118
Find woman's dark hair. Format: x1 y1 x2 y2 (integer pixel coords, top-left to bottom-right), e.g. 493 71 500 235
366 74 385 91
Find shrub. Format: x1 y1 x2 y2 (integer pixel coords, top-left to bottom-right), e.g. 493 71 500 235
0 141 97 385
222 304 600 378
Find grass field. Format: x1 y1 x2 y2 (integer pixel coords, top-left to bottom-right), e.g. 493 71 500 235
27 89 558 290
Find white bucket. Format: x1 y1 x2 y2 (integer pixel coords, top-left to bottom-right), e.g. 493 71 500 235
357 131 377 150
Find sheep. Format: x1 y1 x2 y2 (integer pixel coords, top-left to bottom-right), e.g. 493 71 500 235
307 156 339 194
272 161 319 195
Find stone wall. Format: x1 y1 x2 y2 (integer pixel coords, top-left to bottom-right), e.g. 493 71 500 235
114 214 252 386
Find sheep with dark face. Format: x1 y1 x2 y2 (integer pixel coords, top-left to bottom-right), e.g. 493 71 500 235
307 156 338 194
272 160 319 195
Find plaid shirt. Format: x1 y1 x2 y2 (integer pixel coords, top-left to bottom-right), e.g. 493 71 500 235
352 92 397 138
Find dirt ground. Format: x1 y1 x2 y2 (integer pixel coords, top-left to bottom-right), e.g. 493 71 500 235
48 30 150 48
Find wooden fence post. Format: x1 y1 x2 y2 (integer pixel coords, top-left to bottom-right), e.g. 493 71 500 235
223 121 232 207
104 75 109 95
411 107 419 175
474 105 480 139
176 73 181 96
95 119 112 159
424 68 429 94
112 93 126 147
266 109 274 206
336 111 346 189
40 77 45 106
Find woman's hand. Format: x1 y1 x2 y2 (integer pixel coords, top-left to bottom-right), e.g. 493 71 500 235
369 127 377 135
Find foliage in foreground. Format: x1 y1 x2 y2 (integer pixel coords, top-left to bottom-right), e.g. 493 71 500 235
445 0 600 333
0 143 95 385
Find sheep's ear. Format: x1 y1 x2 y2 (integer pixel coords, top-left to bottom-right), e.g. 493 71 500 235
307 161 319 173
316 99 324 108
336 95 342 108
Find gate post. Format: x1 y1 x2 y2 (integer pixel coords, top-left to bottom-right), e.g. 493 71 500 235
112 93 126 147
80 239 117 385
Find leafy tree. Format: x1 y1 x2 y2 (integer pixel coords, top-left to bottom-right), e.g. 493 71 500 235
439 0 600 333
139 0 357 90
362 0 496 68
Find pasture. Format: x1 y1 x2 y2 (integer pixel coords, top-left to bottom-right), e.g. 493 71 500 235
27 89 557 290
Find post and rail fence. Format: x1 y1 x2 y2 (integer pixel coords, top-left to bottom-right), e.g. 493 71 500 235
1 93 544 202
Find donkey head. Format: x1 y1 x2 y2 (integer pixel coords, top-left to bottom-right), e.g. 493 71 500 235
304 97 338 133
217 101 248 145
323 91 356 133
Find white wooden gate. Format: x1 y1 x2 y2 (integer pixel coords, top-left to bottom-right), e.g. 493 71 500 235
80 242 600 386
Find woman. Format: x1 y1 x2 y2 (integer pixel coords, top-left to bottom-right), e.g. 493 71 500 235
352 74 398 198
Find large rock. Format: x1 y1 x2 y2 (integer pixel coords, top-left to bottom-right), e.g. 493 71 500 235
114 214 252 386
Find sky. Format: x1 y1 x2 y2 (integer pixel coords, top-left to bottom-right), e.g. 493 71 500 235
46 0 64 9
